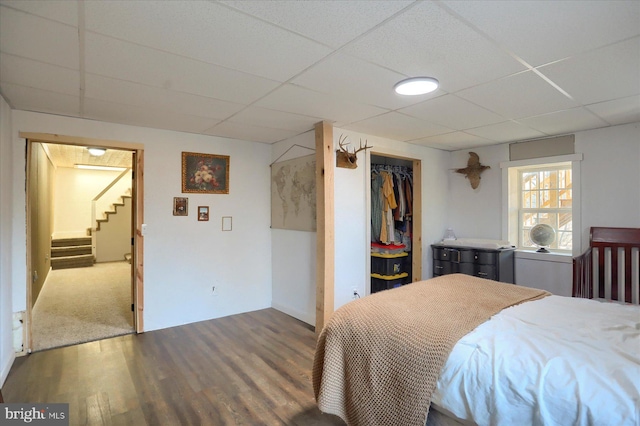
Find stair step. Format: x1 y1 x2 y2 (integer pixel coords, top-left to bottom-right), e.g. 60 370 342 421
51 237 92 248
51 254 94 270
51 245 92 258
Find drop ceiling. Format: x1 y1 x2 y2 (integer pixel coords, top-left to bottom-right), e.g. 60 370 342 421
1 0 638 152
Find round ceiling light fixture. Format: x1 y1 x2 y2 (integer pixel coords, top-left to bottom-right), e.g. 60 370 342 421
88 147 106 156
394 77 439 96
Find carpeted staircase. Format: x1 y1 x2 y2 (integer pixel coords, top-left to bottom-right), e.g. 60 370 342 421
51 237 94 270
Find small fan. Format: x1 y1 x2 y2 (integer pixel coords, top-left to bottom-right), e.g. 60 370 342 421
529 224 556 253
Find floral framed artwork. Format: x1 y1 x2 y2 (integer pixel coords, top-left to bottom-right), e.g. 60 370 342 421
182 152 230 194
173 197 188 216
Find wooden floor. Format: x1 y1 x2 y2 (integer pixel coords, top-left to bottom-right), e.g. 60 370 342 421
3 308 346 426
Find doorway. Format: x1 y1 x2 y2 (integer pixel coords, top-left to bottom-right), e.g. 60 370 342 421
368 152 422 295
24 133 144 352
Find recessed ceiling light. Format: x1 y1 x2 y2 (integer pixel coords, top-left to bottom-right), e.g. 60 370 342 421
88 147 106 156
394 77 439 96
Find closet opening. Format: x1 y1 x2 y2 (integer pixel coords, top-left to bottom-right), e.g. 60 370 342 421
369 153 422 295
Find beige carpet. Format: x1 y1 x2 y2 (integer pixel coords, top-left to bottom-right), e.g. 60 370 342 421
32 261 134 352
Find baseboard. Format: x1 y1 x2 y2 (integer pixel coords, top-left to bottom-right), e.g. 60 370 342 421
271 302 314 326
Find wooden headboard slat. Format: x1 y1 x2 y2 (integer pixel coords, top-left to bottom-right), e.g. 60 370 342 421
591 227 640 246
573 227 640 305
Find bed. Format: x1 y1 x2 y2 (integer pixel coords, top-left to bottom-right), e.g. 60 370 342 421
313 227 640 426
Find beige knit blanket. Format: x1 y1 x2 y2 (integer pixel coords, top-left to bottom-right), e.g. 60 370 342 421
312 274 550 426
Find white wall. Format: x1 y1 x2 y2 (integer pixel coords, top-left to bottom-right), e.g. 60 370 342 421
95 196 131 263
54 167 128 238
271 131 317 325
448 144 508 240
10 110 273 334
0 95 15 386
270 128 451 325
334 128 450 310
448 122 640 294
577 123 640 252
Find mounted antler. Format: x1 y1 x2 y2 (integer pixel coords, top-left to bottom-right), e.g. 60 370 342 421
336 134 372 169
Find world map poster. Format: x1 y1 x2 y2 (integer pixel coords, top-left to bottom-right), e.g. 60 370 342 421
271 154 316 232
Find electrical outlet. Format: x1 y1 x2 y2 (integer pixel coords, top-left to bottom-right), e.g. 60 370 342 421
212 286 219 296
352 287 360 299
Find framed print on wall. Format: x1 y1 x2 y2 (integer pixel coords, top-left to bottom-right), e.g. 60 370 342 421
198 206 209 221
182 152 230 194
173 197 188 216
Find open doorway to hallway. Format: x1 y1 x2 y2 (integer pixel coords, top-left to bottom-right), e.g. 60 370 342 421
27 141 136 351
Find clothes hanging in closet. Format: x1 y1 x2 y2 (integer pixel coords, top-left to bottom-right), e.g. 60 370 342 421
371 165 412 245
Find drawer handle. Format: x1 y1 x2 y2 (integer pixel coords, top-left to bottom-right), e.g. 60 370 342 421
478 272 488 276
435 265 443 269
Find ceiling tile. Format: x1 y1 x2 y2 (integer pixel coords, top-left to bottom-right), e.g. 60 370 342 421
464 121 547 143
83 98 221 135
84 1 331 81
227 107 322 133
0 0 78 26
341 1 526 92
456 71 579 119
84 33 280 105
538 37 640 106
85 74 244 121
203 121 300 144
0 53 79 96
0 83 79 116
342 112 453 142
586 96 640 126
518 107 610 136
399 94 505 130
0 6 78 69
442 0 640 66
254 84 388 124
411 131 496 151
220 0 413 48
44 143 133 169
292 52 435 110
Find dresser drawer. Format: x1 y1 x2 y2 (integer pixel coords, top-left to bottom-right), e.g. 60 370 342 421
433 247 460 262
474 264 497 280
433 260 455 275
460 250 497 265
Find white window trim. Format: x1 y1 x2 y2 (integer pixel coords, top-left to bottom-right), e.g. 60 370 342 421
501 154 583 257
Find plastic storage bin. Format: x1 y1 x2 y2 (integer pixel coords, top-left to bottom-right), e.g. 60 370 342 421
371 252 408 275
371 272 409 293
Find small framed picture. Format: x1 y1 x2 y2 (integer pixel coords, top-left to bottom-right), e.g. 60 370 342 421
173 197 188 216
198 206 209 221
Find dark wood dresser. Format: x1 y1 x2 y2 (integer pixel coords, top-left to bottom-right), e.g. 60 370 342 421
431 244 515 284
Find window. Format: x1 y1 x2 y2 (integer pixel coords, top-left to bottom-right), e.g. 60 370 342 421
519 164 572 251
502 154 582 255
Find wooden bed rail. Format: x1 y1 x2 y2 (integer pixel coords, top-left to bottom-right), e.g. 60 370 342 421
572 227 640 305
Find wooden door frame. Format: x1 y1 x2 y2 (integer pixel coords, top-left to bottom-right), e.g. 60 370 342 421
367 151 423 290
22 132 145 352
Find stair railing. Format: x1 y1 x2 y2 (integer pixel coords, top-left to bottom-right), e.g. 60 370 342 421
91 168 132 257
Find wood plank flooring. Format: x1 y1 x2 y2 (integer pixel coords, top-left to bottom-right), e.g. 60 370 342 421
3 308 346 425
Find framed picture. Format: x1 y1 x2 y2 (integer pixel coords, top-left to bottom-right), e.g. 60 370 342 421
173 197 188 216
182 152 230 194
198 206 209 221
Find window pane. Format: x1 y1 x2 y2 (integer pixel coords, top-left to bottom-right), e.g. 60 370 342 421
515 164 572 251
522 172 537 190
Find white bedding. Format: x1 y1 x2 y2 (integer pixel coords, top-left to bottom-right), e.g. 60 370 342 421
430 295 640 426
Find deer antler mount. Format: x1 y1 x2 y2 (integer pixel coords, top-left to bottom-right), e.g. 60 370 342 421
336 134 372 169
